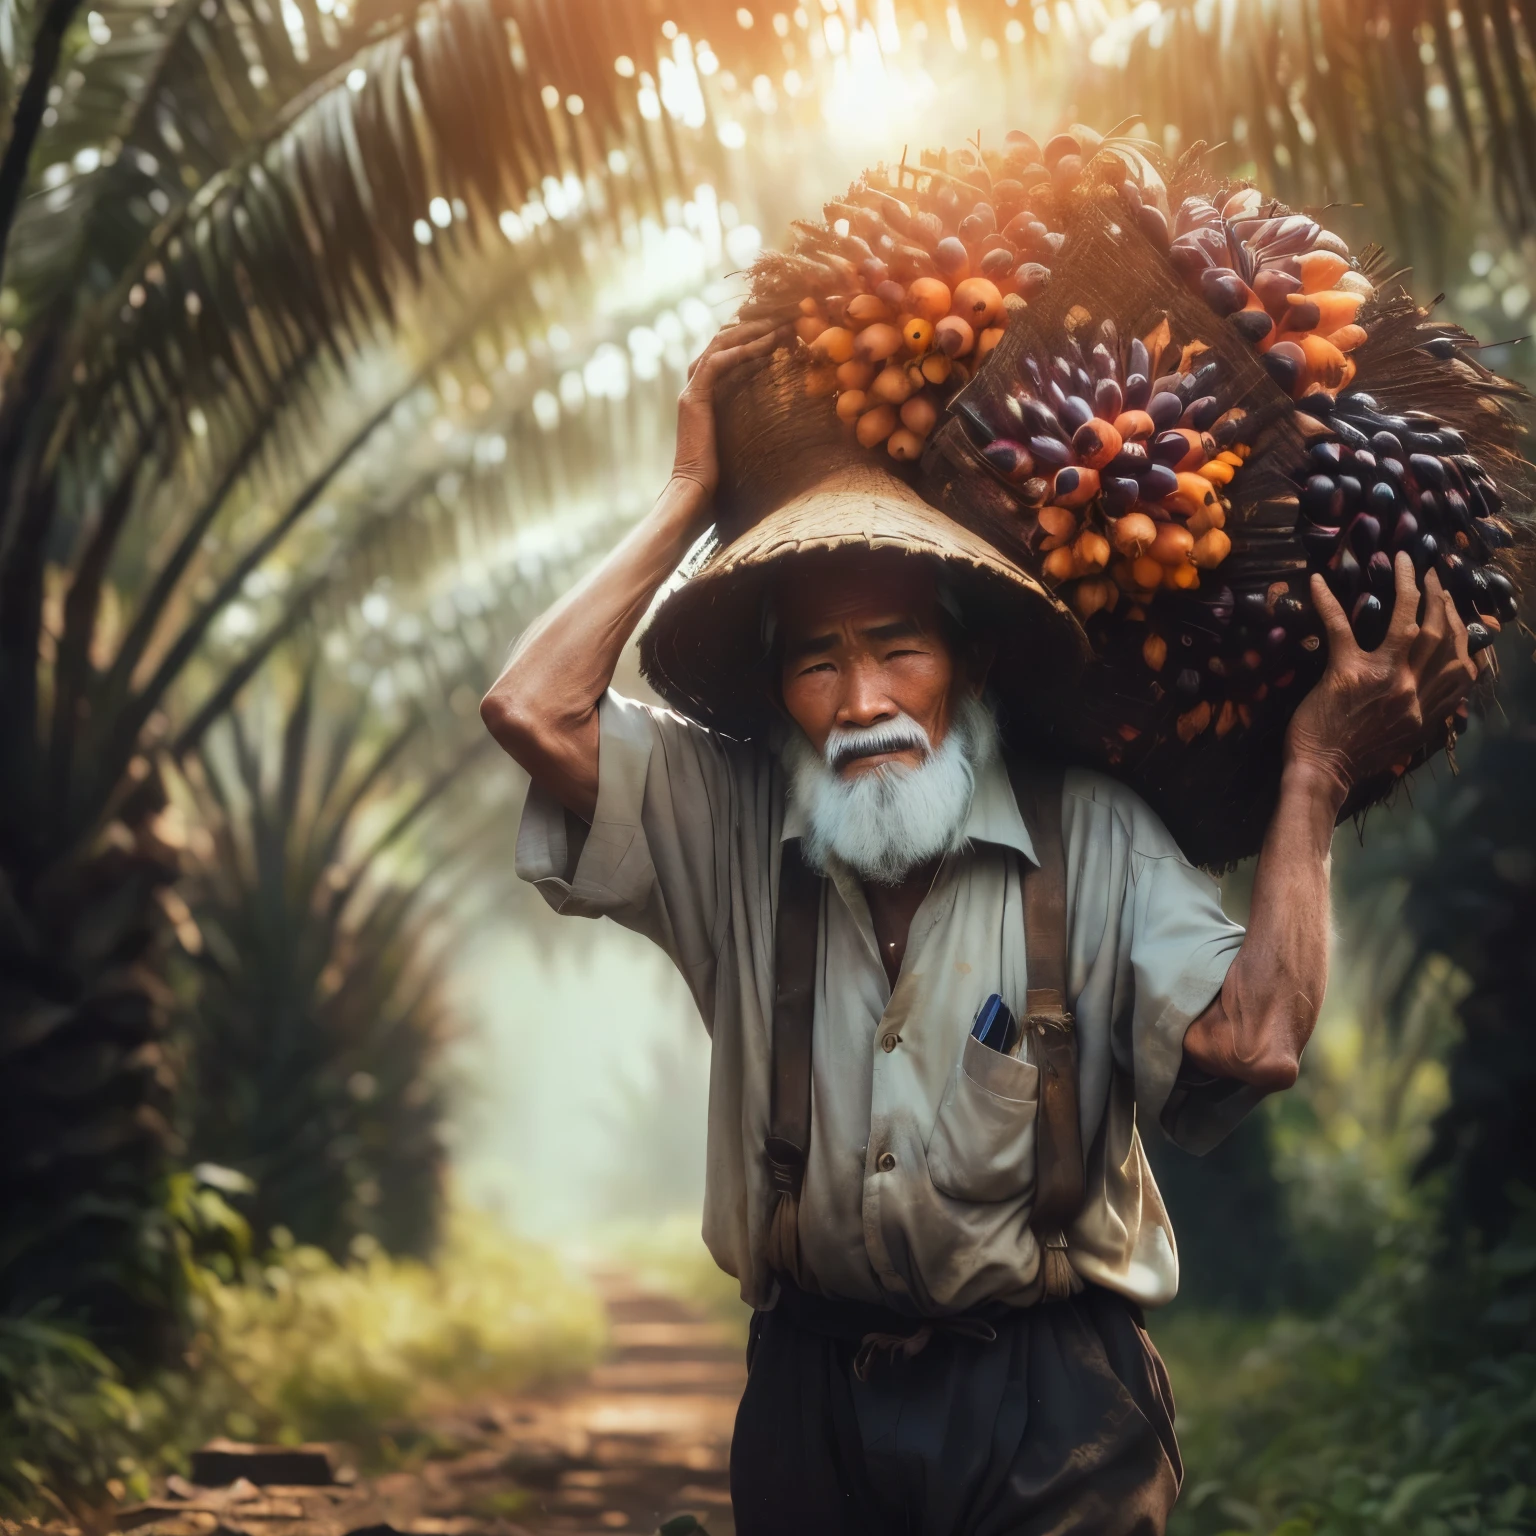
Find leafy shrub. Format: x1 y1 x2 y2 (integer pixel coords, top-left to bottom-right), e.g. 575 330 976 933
202 1215 606 1450
1159 1204 1536 1536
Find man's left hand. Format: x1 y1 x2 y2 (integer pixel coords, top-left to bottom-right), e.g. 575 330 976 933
1283 552 1483 803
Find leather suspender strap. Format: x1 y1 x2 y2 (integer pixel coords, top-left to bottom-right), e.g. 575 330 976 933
766 839 821 1202
1007 759 1087 1296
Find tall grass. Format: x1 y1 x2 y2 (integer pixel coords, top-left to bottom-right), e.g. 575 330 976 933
2 1209 605 1516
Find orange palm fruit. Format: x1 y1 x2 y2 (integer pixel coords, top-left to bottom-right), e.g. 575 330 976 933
1130 554 1165 590
934 316 976 357
1293 289 1364 335
1072 577 1117 620
1109 557 1139 591
1176 700 1213 742
856 403 898 447
1113 409 1156 441
798 297 823 316
1186 499 1227 537
847 293 893 327
796 314 829 344
1167 472 1222 521
1150 522 1195 566
1042 546 1078 582
919 352 953 385
1053 465 1101 509
1197 457 1235 485
1142 632 1168 671
854 323 904 363
902 316 935 353
1112 510 1158 558
1037 505 1079 550
1328 323 1368 353
836 360 876 390
951 278 1005 327
811 326 855 364
1074 529 1112 572
836 389 869 422
907 278 953 322
1298 332 1350 390
1215 700 1240 738
887 428 924 461
1075 420 1123 470
900 394 938 435
1165 428 1207 472
871 365 915 404
1296 251 1349 293
976 326 1006 361
1192 527 1232 568
1165 562 1201 590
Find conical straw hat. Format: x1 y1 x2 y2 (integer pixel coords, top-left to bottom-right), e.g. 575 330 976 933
639 351 1089 742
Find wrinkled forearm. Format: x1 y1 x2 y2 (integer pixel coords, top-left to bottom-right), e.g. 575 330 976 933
1181 760 1343 1093
480 476 709 819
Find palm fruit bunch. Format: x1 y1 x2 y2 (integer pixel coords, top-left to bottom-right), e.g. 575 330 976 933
762 127 1092 466
952 315 1247 625
740 126 1530 866
1153 185 1373 400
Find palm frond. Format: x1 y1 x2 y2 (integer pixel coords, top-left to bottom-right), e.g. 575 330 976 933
3 0 364 315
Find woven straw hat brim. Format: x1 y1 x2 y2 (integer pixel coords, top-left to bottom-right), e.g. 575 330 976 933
639 460 1090 743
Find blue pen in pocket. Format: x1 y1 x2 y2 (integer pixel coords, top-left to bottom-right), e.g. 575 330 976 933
970 993 1019 1055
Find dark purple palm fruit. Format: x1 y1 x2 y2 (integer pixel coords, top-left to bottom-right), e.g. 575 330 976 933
1293 388 1522 643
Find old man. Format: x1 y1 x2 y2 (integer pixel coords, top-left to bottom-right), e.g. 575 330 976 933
481 320 1477 1535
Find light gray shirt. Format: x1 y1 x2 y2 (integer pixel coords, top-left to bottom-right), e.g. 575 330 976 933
516 691 1253 1314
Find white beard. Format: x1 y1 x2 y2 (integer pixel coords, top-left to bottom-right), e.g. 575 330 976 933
780 692 1000 885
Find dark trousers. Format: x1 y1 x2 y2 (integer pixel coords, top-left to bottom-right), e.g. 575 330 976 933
729 1282 1181 1536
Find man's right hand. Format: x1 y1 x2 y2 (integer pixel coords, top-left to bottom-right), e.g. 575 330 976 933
481 315 788 819
671 319 788 498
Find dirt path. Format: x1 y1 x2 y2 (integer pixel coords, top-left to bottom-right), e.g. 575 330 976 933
455 1272 744 1533
116 1276 746 1536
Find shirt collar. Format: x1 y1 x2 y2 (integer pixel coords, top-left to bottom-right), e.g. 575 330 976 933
778 747 1038 868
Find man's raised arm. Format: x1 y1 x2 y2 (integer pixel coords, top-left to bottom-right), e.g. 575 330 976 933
1181 553 1481 1094
479 320 786 820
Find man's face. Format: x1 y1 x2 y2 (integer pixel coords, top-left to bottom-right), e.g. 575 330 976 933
778 552 964 779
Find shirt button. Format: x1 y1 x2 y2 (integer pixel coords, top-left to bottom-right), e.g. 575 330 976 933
876 1151 897 1172
881 1033 900 1053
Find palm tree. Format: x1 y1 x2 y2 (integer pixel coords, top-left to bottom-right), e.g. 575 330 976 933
0 0 721 1361
174 667 468 1261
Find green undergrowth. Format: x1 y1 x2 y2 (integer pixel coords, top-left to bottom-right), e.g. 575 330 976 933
1156 1207 1536 1536
2 1206 605 1517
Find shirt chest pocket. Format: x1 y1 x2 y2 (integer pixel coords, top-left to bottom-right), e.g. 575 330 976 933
925 1034 1040 1204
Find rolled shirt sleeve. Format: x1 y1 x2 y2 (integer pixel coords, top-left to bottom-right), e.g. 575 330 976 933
514 690 745 1022
1122 820 1255 1155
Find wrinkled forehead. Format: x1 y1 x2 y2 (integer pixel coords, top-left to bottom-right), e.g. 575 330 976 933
773 548 950 642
